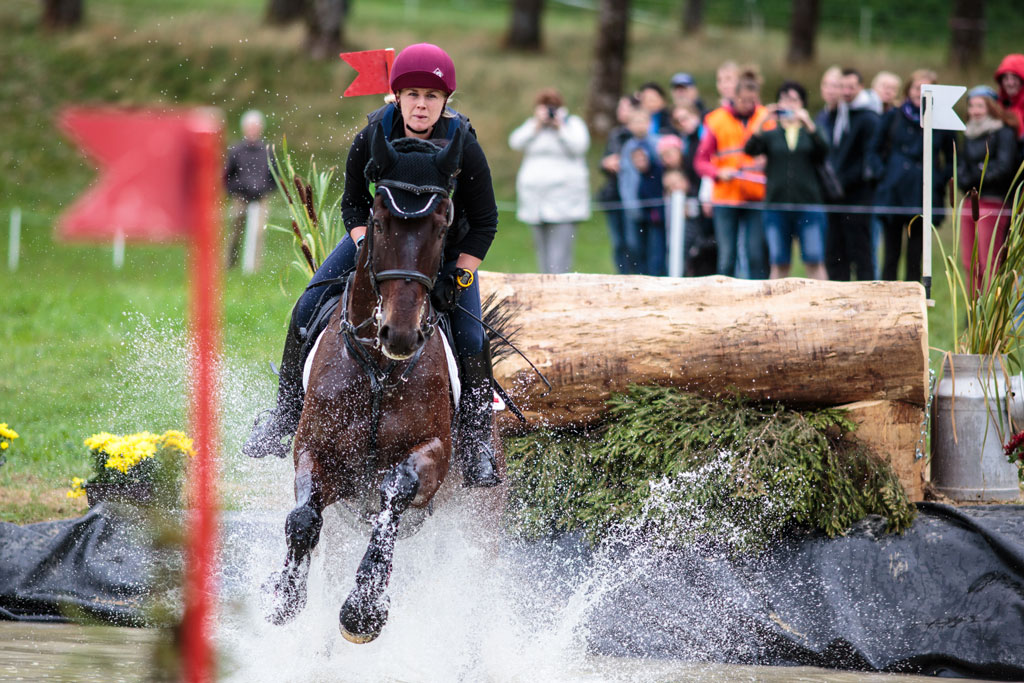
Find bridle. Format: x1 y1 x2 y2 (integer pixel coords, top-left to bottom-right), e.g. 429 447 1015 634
340 178 455 352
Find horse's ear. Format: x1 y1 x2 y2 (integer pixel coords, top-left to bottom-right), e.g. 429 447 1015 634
367 121 398 181
434 123 464 178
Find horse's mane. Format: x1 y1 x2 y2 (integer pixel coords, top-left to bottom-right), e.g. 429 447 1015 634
392 137 445 154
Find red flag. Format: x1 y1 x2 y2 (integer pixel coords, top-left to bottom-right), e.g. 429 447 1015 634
339 48 395 97
57 108 218 242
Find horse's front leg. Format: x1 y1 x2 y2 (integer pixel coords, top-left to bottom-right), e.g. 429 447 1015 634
264 448 327 625
339 437 445 644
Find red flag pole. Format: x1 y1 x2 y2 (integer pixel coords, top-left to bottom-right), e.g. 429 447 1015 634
182 114 222 683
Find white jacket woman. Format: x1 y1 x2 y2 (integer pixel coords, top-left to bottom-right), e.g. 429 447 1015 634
509 90 591 272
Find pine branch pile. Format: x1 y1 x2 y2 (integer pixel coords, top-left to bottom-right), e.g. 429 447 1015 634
504 385 916 553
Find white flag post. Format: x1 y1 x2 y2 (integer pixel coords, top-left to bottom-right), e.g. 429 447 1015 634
113 228 125 270
920 84 965 299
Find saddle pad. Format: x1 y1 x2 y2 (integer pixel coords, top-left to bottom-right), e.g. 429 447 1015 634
303 329 462 412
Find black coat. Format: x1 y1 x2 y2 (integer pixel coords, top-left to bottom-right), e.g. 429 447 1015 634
867 107 954 209
957 123 1020 200
598 125 633 202
341 104 498 262
223 140 276 202
744 125 829 205
826 106 880 203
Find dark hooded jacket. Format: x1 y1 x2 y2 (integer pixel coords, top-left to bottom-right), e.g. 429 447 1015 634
866 103 955 210
824 91 879 203
995 53 1024 139
341 104 498 262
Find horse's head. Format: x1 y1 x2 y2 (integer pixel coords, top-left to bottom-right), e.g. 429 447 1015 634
364 122 464 360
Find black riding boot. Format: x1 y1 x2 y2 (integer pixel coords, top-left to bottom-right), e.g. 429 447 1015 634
456 347 502 488
243 313 305 459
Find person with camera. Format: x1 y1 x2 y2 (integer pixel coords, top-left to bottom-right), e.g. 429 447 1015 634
509 87 591 273
744 81 829 280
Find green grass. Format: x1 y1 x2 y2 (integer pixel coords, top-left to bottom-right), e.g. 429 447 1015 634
0 0 993 522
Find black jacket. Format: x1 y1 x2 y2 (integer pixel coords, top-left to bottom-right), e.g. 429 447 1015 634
957 123 1020 200
745 125 829 205
867 106 954 209
341 104 498 262
825 106 879 203
597 125 633 202
223 140 276 201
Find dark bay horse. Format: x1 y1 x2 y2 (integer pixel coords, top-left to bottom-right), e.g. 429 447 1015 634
264 123 504 643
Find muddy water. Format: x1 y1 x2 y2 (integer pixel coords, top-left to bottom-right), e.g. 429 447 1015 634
0 622 967 682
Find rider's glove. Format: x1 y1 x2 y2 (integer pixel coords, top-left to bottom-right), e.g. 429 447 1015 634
431 268 474 312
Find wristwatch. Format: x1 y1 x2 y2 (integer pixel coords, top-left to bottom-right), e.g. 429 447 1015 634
455 268 474 289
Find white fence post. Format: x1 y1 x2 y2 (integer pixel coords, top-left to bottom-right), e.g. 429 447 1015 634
113 229 125 270
242 201 260 274
8 207 21 272
668 190 686 278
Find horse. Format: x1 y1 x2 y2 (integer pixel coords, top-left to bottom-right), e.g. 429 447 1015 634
264 122 505 643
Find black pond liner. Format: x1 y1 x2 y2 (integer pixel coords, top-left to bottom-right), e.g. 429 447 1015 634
1 502 1022 679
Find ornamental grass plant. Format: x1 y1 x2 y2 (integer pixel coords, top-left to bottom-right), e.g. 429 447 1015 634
935 157 1024 366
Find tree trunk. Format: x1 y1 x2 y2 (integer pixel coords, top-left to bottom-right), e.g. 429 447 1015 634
42 0 83 29
950 0 985 69
586 0 630 137
267 0 307 25
785 0 819 65
480 272 929 431
305 0 346 60
681 0 704 35
506 0 545 51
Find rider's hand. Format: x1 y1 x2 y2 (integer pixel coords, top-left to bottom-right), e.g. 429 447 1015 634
431 268 473 312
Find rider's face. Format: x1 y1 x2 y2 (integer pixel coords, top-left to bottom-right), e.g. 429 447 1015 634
398 88 447 137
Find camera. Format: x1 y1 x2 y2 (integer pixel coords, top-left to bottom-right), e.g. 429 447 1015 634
777 109 794 119
547 105 558 120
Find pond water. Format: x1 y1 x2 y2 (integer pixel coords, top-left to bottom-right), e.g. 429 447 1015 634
0 622 956 683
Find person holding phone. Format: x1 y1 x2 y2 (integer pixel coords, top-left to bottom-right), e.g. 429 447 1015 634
509 87 591 273
745 81 829 280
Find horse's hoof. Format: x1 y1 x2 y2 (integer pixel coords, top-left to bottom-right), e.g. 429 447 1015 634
263 568 308 626
339 593 389 644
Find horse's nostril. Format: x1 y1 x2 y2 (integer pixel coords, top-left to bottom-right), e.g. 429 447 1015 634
379 325 391 343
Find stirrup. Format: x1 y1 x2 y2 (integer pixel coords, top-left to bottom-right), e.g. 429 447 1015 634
242 408 295 459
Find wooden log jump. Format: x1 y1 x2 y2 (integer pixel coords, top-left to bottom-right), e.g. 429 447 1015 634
480 272 929 500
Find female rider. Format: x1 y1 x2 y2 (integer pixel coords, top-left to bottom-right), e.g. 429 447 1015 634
243 43 501 488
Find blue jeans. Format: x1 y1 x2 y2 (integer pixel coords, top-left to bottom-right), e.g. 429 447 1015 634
762 210 826 266
638 217 667 276
605 207 633 275
294 235 485 357
713 206 767 279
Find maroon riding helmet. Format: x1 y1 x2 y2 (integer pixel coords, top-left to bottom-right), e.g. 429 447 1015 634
389 43 457 96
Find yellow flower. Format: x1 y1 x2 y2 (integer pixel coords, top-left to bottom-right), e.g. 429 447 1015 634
160 430 195 456
0 423 18 441
1 442 7 450
67 477 87 499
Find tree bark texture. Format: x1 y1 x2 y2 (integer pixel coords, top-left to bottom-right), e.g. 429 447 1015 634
682 0 704 35
950 0 985 69
305 0 346 60
480 272 929 431
506 0 545 51
585 0 630 137
42 0 83 29
785 0 819 65
267 0 307 25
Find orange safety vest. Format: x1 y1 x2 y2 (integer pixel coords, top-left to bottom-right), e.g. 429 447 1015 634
705 105 769 203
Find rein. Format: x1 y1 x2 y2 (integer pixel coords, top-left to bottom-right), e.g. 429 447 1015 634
335 180 454 484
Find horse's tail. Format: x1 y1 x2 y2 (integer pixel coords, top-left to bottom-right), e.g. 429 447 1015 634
481 293 520 365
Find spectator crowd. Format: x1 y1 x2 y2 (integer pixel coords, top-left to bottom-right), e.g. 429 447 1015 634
509 53 1024 285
